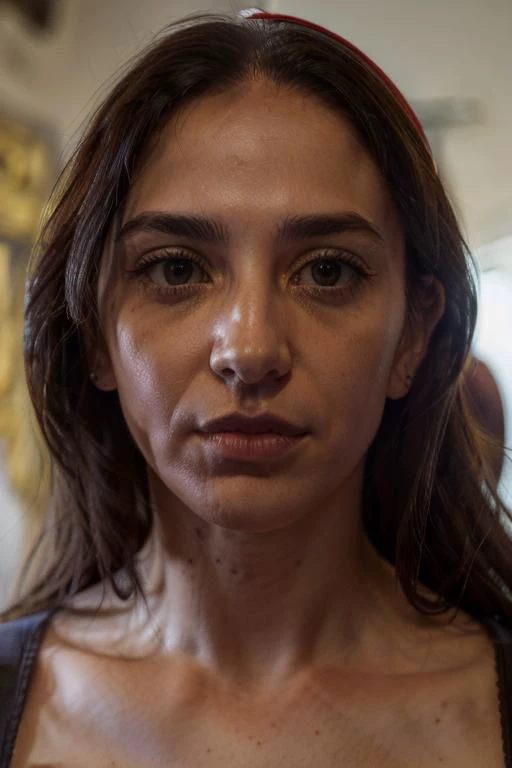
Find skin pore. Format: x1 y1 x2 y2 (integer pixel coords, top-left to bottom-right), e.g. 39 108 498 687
13 80 504 767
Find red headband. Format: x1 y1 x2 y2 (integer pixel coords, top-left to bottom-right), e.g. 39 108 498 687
244 10 430 150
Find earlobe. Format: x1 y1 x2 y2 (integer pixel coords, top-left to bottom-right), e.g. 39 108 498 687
386 365 415 401
386 277 445 401
89 366 117 392
87 333 118 392
387 338 428 399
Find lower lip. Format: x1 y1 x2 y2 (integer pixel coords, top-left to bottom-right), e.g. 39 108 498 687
198 432 306 461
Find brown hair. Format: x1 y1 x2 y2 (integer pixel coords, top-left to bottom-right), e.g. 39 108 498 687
5 13 512 623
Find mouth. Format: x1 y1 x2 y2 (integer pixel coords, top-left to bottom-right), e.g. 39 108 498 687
199 412 307 438
196 411 309 463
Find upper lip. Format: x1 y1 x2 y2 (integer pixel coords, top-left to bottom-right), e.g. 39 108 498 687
199 413 307 437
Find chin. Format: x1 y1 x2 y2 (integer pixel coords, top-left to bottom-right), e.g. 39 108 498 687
207 508 305 534
191 480 312 533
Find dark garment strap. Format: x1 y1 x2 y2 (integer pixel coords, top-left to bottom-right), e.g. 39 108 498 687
0 611 52 768
484 617 512 768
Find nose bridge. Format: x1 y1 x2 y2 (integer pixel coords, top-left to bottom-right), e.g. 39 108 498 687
234 269 275 333
210 264 290 384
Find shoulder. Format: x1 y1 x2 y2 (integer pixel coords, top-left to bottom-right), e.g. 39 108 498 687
11 616 192 767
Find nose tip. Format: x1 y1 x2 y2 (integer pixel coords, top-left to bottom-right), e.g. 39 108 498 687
211 344 291 386
209 284 292 387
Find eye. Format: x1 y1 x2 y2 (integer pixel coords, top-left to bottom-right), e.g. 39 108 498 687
294 255 362 288
143 254 209 287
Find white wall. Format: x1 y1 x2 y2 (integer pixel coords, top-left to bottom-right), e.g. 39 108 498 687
49 0 269 153
0 446 24 606
474 237 512 509
270 0 512 251
0 1 79 151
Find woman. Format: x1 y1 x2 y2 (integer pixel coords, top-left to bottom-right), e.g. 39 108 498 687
1 10 511 767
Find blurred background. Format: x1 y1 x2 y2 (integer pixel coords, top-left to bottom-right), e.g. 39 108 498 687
0 0 510 607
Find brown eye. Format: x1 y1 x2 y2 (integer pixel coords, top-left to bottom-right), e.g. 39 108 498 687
146 256 208 287
298 258 358 288
163 259 194 284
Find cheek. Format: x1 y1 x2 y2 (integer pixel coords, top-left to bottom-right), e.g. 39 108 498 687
312 304 404 448
107 305 196 458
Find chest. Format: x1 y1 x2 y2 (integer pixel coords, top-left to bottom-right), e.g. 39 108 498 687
14 653 505 768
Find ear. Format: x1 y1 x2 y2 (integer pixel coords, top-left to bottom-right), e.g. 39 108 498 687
386 277 445 400
86 328 117 392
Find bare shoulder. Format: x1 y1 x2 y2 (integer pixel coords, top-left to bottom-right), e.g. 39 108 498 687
12 621 207 768
296 611 504 767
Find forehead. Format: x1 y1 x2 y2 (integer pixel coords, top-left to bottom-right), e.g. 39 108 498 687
124 80 401 242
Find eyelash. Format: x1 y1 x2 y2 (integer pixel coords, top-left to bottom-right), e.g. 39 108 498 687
128 251 209 299
291 252 370 298
127 248 373 299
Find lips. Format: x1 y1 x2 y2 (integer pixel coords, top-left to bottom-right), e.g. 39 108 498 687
197 412 308 463
199 412 306 437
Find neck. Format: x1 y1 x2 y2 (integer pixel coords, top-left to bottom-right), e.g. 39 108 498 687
149 467 403 688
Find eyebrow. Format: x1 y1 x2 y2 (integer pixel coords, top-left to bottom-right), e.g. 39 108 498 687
117 211 384 245
277 213 384 243
117 213 228 244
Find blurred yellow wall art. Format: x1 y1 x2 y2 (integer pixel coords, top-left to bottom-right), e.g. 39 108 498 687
0 113 55 511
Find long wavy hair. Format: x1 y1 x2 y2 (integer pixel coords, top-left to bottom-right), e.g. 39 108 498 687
4 12 511 623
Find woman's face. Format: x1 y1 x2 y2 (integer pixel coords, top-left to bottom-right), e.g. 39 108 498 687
97 81 418 532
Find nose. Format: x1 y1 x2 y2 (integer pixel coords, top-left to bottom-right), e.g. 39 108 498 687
209 280 292 387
